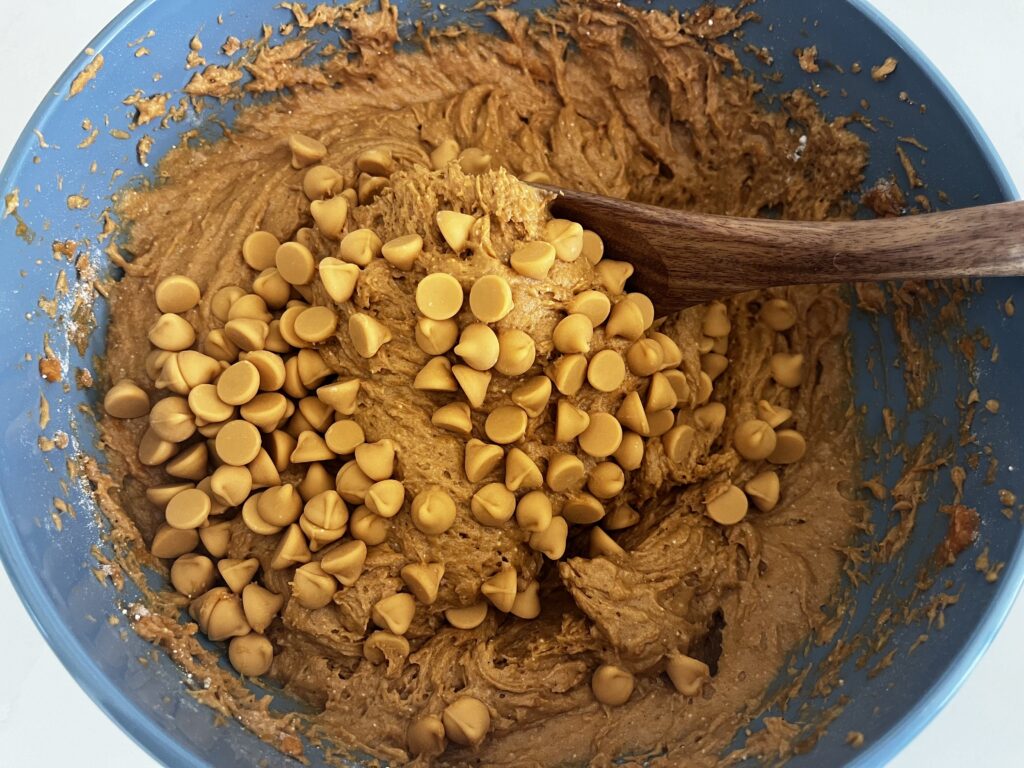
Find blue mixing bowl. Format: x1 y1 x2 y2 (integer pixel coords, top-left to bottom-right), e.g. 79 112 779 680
0 1 1019 765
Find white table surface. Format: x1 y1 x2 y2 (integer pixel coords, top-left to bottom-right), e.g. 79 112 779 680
1 1 1022 766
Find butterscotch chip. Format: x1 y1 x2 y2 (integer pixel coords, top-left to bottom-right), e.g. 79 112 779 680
415 317 459 355
248 448 282 489
595 260 633 295
165 488 211 530
589 527 625 558
226 634 273 677
471 483 516 526
458 147 492 174
549 353 587 396
569 290 611 326
291 430 336 463
694 402 727 432
145 482 194 509
528 515 568 559
667 652 710 696
298 463 335 503
702 301 731 338
364 631 410 674
301 488 348 537
510 241 556 280
555 399 590 442
746 470 781 512
408 716 446 759
270 523 312 570
757 400 792 428
320 539 368 586
469 275 514 323
546 452 585 493
588 462 625 499
215 360 258 406
317 378 360 415
511 375 551 418
381 234 422 271
138 427 179 466
701 352 728 381
165 443 208 481
324 419 365 454
309 196 349 240
146 349 174 382
338 228 382 267
436 210 476 253
208 465 252 508
604 503 640 531
211 286 245 323
397 562 444 606
267 430 297 471
563 492 606 524
196 589 251 642
318 257 360 303
292 562 338 610
257 483 303 526
760 298 797 331
552 313 594 355
293 306 338 344
224 318 269 352
515 491 552 533
544 219 584 262
349 313 392 358
626 338 664 376
251 268 290 309
504 447 543 491
706 484 748 525
464 439 504 483
240 392 287 432
452 323 498 372
203 329 241 362
430 138 460 169
335 460 373 504
662 424 695 463
227 294 272 323
770 353 804 388
646 409 675 438
592 665 634 706
411 488 457 535
354 439 396 481
733 419 777 461
481 567 517 612
580 229 604 265
155 275 201 314
241 494 281 535
452 365 491 409
645 372 677 412
605 300 645 341
241 583 284 633
271 242 313 287
587 349 626 393
302 164 343 199
416 273 463 320
625 292 655 331
580 412 623 458
242 231 280 271
288 132 327 168
217 557 259 594
649 331 683 371
356 146 394 176
372 592 416 635
610 431 643 470
445 602 488 630
150 396 196 442
150 524 199 559
348 479 398 525
484 405 528 445
695 371 714 404
215 420 262 466
105 379 150 419
431 402 472 436
768 429 807 464
169 553 216 599
148 313 196 351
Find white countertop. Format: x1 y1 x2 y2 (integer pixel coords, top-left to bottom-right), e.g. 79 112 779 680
1 1 1022 765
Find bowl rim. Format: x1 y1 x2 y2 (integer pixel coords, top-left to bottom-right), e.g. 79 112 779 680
0 1 1020 767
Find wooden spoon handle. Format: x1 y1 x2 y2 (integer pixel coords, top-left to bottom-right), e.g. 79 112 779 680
546 187 1024 311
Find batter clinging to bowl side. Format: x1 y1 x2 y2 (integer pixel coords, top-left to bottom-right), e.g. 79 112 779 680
98 1 868 764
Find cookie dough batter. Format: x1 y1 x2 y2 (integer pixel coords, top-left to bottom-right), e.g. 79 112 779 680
98 2 867 764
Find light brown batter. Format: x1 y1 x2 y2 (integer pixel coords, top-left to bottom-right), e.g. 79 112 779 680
96 2 869 764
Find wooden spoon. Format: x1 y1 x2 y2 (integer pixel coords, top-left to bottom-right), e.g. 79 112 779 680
543 186 1024 312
